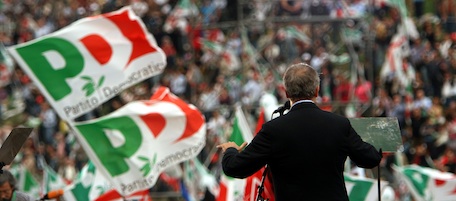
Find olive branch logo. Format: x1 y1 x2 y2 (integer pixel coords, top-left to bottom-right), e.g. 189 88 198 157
81 75 105 96
138 153 157 176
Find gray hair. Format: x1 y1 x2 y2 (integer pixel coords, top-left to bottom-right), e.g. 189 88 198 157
0 170 16 190
283 63 320 101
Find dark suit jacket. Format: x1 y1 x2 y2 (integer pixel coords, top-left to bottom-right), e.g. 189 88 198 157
222 102 382 201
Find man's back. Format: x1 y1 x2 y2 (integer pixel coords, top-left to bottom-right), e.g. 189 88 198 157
222 102 381 200
219 63 381 201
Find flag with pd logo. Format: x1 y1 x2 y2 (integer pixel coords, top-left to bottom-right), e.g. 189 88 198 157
7 6 166 121
63 161 151 201
63 161 111 201
71 86 206 196
394 165 456 201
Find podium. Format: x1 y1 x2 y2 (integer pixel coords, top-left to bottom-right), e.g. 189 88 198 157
349 117 402 153
0 127 33 172
348 117 402 201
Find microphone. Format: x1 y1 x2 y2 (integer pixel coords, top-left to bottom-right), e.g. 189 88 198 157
40 189 64 200
273 101 291 115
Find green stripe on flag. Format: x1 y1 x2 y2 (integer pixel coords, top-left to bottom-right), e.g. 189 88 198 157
344 174 374 201
229 106 253 145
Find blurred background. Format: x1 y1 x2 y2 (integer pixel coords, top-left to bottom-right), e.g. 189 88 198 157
0 0 456 200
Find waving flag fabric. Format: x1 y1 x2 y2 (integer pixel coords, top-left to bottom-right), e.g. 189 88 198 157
63 161 152 201
63 161 112 201
182 158 219 200
95 189 152 201
7 6 166 121
71 86 206 196
9 165 41 198
344 173 388 201
394 165 456 201
217 105 274 201
0 43 14 87
42 164 66 196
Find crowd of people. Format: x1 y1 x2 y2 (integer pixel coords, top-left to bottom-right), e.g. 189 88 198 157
0 0 456 200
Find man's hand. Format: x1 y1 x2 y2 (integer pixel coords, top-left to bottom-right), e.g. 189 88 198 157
217 141 248 153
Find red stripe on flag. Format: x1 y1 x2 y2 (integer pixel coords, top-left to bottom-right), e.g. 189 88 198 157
104 9 158 67
248 107 274 201
143 87 205 142
435 178 446 186
216 182 227 201
255 108 265 134
140 113 166 138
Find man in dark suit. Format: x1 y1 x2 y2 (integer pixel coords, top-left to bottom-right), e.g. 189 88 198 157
217 63 382 201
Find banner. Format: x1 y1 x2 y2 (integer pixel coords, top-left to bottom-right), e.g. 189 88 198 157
42 164 67 196
9 165 41 198
63 161 113 201
0 43 14 87
217 105 274 201
95 189 152 201
182 158 219 200
344 173 388 201
71 86 206 196
7 6 166 121
394 165 456 201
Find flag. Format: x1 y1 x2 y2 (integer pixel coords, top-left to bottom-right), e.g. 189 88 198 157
379 30 411 88
94 189 152 201
180 179 196 201
217 106 250 201
71 86 206 196
229 105 253 145
245 106 275 201
42 164 66 196
163 0 199 33
220 49 241 73
344 173 388 201
217 105 275 201
379 0 419 91
380 29 418 90
7 6 166 121
393 165 456 201
255 108 265 137
9 165 41 198
182 158 219 200
159 165 183 192
217 175 247 201
240 30 258 67
200 39 224 55
0 42 14 87
244 167 275 201
63 161 112 201
280 25 312 44
259 93 280 121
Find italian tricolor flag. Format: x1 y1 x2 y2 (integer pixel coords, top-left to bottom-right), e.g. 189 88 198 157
217 105 274 201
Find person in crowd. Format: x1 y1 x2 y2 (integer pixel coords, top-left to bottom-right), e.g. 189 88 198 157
0 170 34 201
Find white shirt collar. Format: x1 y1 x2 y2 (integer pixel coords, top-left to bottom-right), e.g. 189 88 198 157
291 100 314 109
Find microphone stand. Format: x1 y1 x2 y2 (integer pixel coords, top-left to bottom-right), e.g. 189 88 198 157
256 110 286 201
378 148 382 201
256 166 269 201
0 162 4 174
